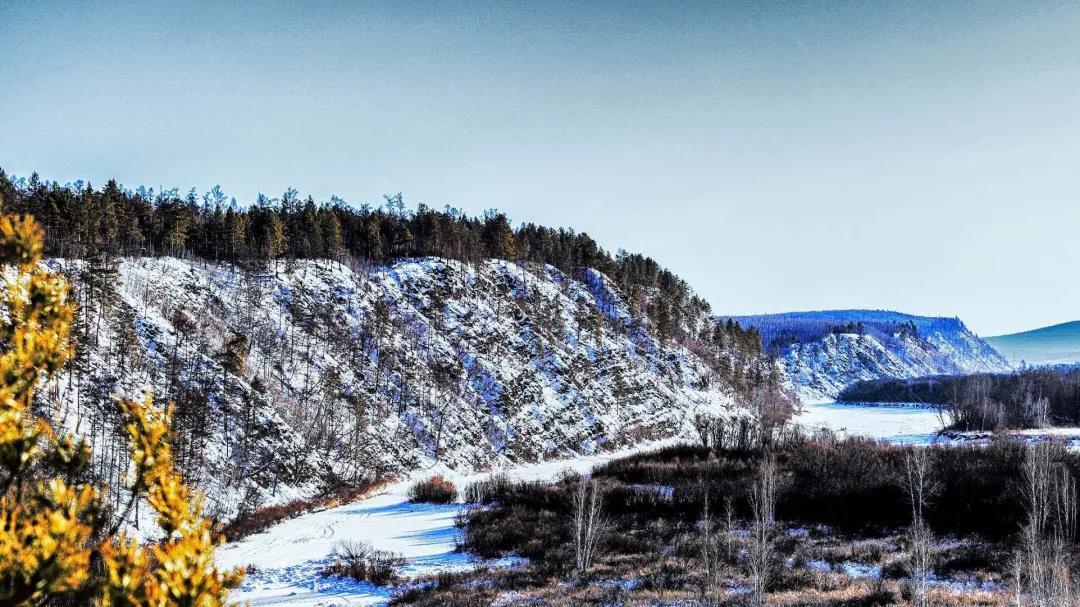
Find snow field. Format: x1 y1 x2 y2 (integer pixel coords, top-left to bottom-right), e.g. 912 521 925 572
219 438 684 606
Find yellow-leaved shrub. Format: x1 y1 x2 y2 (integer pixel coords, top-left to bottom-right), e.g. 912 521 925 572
0 195 242 606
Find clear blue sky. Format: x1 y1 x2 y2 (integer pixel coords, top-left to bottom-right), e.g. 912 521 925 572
3 1 1078 336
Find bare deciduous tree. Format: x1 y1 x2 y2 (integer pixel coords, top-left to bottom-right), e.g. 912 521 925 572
699 489 724 606
572 477 608 578
1031 395 1051 430
904 449 937 607
747 452 778 607
1018 441 1075 607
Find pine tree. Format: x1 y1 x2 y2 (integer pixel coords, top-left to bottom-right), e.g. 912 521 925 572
263 211 286 260
653 301 673 342
483 211 518 259
300 198 322 259
363 217 384 261
320 210 343 260
223 207 247 261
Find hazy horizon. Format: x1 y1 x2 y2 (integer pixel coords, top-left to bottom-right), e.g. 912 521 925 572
4 0 1079 335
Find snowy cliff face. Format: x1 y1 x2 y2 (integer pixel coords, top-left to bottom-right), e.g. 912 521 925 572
728 311 1011 402
44 257 740 520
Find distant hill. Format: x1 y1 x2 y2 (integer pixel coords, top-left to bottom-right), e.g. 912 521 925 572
723 310 1011 401
986 321 1080 366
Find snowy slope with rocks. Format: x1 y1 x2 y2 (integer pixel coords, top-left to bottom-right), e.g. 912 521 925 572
727 310 1010 402
42 256 743 522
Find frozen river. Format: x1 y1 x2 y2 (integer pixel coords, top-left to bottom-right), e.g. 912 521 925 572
793 400 947 445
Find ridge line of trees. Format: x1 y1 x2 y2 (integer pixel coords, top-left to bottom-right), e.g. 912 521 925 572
1 170 794 405
839 368 1080 430
1 171 706 340
0 171 778 351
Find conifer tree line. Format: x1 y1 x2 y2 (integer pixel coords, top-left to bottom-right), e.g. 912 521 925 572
0 170 768 359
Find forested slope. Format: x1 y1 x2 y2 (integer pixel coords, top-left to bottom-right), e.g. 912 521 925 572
5 171 790 523
49 257 773 521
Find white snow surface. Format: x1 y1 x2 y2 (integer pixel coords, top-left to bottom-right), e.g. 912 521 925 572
793 401 947 445
219 438 683 606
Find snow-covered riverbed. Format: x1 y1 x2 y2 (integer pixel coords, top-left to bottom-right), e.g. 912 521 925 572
793 401 947 445
219 439 683 606
794 401 1080 447
221 401 1072 605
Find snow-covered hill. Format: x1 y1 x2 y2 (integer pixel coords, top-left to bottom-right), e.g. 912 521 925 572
725 310 1011 402
43 257 744 522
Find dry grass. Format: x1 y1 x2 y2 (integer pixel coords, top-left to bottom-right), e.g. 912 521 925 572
219 479 386 541
323 540 405 585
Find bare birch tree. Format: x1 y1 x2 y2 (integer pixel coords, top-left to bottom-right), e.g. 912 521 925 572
572 477 608 578
699 490 724 606
1018 441 1075 607
904 449 937 607
747 452 778 607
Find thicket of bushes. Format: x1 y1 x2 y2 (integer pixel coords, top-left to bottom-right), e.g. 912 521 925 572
595 439 1046 537
396 434 1049 605
323 540 404 585
460 434 1072 572
463 473 514 504
408 476 459 504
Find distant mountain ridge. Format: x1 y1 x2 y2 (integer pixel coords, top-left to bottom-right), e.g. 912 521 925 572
723 310 1011 401
987 321 1080 366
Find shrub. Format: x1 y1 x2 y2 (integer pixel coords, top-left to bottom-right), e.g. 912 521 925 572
409 475 459 503
323 540 404 585
464 473 513 504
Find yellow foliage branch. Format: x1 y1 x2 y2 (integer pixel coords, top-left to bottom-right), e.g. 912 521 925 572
0 195 241 606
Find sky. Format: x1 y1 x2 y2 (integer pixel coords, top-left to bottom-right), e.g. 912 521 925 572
2 1 1079 336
